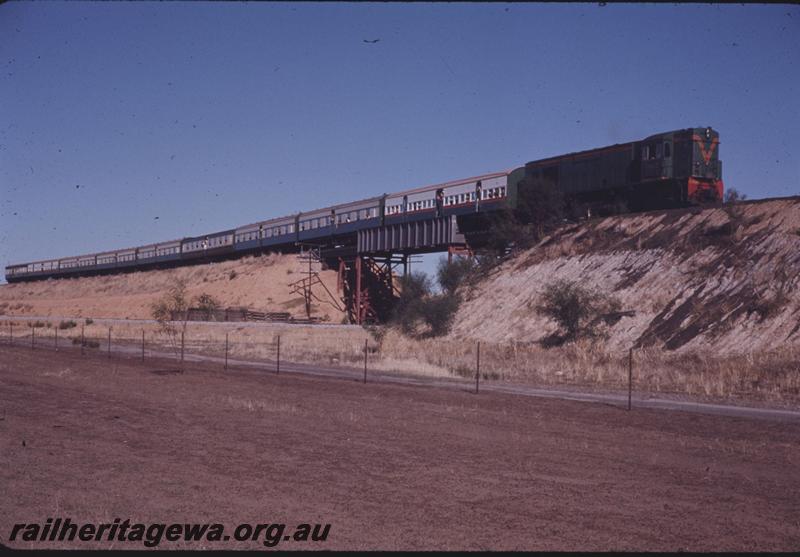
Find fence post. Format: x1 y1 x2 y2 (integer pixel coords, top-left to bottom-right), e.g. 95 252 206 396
81 325 85 356
31 324 35 349
107 327 112 359
55 326 58 351
8 322 11 346
180 330 185 364
363 339 368 384
141 329 145 362
275 335 280 374
627 348 633 411
475 341 481 394
224 332 229 370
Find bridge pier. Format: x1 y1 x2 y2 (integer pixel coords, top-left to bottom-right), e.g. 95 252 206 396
325 215 475 324
335 254 406 325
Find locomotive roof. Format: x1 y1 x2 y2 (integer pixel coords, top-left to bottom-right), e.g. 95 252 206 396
527 127 717 166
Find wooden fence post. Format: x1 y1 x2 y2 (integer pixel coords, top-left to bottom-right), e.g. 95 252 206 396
224 332 229 370
627 348 633 411
276 335 280 374
81 325 85 356
475 342 481 394
363 338 368 384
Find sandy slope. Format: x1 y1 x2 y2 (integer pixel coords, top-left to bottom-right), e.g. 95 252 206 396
0 253 346 322
451 197 800 355
4 198 800 357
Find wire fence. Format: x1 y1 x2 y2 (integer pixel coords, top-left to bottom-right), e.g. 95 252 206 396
2 318 798 405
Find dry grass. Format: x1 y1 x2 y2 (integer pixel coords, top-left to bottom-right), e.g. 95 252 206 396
373 333 800 403
215 394 300 415
5 318 798 403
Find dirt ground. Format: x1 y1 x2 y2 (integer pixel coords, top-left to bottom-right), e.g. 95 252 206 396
1 346 798 551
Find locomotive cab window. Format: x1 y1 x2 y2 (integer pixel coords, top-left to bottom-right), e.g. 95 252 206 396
664 141 671 158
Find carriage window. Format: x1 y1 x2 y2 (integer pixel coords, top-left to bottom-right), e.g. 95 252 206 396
664 142 671 158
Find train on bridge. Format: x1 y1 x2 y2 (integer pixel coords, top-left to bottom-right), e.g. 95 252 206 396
5 127 723 283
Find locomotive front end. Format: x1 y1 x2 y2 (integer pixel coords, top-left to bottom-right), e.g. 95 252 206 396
687 126 724 203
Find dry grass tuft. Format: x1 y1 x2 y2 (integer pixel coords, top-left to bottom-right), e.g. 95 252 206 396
217 394 300 414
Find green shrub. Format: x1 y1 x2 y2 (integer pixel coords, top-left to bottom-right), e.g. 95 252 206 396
421 293 460 337
537 279 621 345
196 293 221 320
58 320 77 330
724 187 747 203
85 318 94 325
391 268 462 338
436 256 478 295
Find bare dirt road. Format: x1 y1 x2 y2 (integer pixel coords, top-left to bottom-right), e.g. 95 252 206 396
1 345 798 551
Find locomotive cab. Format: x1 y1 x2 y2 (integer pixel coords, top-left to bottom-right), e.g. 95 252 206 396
686 126 723 203
638 126 723 205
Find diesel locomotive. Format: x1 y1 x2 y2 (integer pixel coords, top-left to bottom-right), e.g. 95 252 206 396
5 126 723 283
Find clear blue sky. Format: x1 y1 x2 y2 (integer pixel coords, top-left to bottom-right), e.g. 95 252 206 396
2 3 798 283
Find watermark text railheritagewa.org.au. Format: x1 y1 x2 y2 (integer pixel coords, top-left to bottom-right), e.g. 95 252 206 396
8 518 330 548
